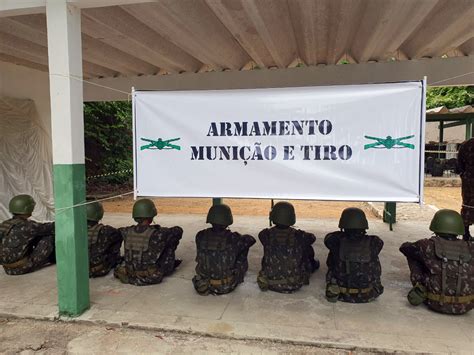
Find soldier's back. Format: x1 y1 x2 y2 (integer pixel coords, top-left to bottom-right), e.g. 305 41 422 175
258 227 308 293
402 236 474 314
324 231 383 303
0 218 40 264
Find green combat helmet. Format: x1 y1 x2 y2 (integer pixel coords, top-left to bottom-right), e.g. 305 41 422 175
206 204 233 226
132 198 157 219
86 201 104 222
270 202 296 227
338 207 369 230
9 194 36 215
429 209 464 236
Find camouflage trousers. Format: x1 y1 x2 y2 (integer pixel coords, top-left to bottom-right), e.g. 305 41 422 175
192 247 251 296
89 239 123 278
114 244 178 286
461 177 474 225
3 235 55 276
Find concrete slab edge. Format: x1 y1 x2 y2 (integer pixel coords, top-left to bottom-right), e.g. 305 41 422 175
0 312 416 354
364 202 384 219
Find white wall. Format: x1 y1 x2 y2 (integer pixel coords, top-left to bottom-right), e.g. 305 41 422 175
0 62 51 136
425 121 466 143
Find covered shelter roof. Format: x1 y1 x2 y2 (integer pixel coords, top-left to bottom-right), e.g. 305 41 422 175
426 105 474 121
1 0 473 318
1 0 474 80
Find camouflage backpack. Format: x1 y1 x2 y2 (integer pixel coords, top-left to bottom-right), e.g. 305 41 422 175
87 223 105 260
428 236 473 303
261 228 303 283
123 227 154 266
0 219 27 264
195 229 236 281
88 224 104 247
337 234 377 289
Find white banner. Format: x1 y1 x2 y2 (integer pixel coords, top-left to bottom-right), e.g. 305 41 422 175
133 82 425 202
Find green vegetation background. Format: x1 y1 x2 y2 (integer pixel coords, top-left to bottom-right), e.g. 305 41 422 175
84 86 474 184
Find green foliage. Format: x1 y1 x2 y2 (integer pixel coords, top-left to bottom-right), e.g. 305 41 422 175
426 86 474 109
84 101 133 184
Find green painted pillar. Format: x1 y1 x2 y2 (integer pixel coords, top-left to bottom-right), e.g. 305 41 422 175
53 165 89 316
47 1 90 316
212 198 223 205
383 202 396 231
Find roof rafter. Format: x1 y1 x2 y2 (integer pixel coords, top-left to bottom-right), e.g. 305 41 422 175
122 1 249 70
351 0 439 62
402 0 474 59
240 0 297 68
83 6 202 73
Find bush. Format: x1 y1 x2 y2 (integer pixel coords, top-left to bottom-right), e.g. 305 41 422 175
84 101 133 184
426 86 474 109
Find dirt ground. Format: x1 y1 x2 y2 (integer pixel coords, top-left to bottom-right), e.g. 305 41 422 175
102 186 462 219
423 186 462 211
0 317 376 354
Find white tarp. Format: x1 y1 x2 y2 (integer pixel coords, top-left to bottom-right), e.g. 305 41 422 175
133 82 425 202
0 96 54 221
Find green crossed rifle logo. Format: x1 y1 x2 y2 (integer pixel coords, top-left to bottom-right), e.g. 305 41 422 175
140 137 181 151
364 135 415 150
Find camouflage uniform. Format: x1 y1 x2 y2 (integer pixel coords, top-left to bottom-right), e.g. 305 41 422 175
400 236 474 314
458 138 474 227
114 224 182 286
258 226 319 293
324 231 384 303
88 221 123 278
0 217 55 275
192 227 256 295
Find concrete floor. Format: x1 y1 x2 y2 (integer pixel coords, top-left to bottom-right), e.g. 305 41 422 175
1 213 473 353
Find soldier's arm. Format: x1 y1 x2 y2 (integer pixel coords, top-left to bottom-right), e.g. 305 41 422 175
234 232 256 250
300 230 316 245
324 232 340 250
158 226 183 243
258 229 269 245
31 221 55 237
371 235 384 255
103 225 122 244
169 226 183 242
399 241 423 260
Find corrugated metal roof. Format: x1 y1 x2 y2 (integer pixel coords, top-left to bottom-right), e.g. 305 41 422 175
0 0 473 79
426 105 474 114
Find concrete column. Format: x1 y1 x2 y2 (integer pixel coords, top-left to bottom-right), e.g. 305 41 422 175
46 0 89 316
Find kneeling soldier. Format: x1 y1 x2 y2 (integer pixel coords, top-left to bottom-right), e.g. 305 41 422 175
0 195 55 275
86 201 122 277
257 202 319 293
324 208 384 303
193 204 256 295
400 209 473 315
114 199 183 286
